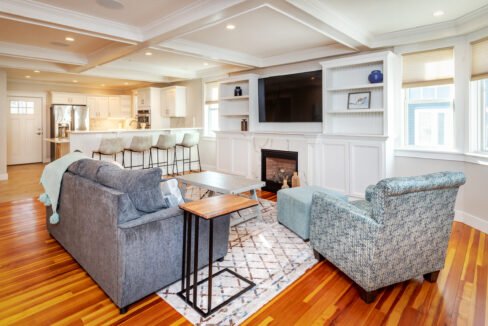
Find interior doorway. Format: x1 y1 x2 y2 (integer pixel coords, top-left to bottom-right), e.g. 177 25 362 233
7 97 43 165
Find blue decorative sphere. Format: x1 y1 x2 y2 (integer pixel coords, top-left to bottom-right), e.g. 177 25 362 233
368 70 383 83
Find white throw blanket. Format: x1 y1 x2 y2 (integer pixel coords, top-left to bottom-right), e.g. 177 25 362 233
39 152 88 224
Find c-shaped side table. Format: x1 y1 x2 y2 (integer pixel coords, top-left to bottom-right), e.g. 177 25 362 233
177 194 258 317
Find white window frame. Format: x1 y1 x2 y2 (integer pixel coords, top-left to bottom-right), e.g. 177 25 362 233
203 82 220 137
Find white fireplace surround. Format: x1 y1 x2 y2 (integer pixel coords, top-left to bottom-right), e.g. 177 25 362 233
215 130 392 199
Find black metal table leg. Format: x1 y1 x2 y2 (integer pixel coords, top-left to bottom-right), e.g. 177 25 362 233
185 214 192 303
181 211 187 292
208 219 213 311
193 216 199 308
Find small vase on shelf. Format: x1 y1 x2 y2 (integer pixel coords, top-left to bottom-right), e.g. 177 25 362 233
241 119 248 131
368 70 383 84
281 177 290 189
291 172 300 187
234 86 242 96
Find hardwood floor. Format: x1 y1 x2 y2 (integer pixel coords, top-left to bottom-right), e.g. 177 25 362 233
0 164 486 325
0 164 45 203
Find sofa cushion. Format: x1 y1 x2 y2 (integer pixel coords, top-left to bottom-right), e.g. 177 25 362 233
96 164 167 213
67 159 112 181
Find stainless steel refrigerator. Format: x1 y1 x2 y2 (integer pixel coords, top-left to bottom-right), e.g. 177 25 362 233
50 105 89 160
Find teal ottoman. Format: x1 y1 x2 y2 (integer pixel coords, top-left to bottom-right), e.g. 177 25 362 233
277 186 347 240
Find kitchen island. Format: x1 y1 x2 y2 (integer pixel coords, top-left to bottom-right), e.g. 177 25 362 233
69 128 202 172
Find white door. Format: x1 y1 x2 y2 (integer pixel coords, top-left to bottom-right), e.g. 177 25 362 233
7 97 43 165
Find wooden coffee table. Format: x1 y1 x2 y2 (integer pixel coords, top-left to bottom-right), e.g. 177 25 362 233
178 195 258 317
177 171 265 224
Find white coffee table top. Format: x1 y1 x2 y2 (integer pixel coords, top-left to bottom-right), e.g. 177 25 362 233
177 171 265 194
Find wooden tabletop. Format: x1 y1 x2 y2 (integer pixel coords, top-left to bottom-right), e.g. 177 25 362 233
179 194 258 220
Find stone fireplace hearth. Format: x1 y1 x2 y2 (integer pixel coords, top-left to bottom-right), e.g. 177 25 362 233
261 149 298 192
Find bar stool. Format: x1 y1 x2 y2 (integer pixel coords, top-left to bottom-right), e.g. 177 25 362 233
151 134 176 176
174 133 201 175
92 137 124 165
123 136 153 170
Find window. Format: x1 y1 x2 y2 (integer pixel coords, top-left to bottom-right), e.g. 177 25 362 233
402 48 455 149
10 100 35 115
204 82 219 137
471 38 488 153
404 85 454 147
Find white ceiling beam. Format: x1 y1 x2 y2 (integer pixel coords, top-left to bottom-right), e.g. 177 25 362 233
279 0 371 49
0 55 68 72
0 41 87 65
0 0 142 42
86 65 196 82
156 39 260 68
261 44 357 67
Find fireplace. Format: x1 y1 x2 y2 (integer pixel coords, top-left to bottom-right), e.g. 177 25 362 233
261 149 298 192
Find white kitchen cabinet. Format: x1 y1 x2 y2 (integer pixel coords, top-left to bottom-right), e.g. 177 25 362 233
161 86 186 117
137 88 150 107
108 96 121 118
120 95 132 117
51 92 87 105
87 96 109 119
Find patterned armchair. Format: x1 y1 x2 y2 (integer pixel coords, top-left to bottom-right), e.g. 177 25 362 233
310 172 466 303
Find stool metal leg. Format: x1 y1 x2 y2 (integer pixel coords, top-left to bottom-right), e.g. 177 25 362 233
197 144 202 172
189 147 192 173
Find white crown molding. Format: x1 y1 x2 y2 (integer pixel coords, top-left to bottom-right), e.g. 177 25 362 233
370 5 488 48
0 55 68 72
6 77 143 91
0 0 143 42
0 41 87 65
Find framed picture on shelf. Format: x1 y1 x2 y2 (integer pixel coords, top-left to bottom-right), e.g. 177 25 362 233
347 91 371 110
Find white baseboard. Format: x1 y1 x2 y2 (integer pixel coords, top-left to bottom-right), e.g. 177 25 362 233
201 164 216 171
0 173 8 181
455 210 488 234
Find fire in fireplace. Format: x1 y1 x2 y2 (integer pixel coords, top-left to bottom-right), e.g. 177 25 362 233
261 149 298 192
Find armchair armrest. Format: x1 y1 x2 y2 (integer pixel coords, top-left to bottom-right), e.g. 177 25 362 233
365 185 375 202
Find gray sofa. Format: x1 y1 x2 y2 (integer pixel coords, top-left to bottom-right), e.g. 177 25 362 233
47 159 230 313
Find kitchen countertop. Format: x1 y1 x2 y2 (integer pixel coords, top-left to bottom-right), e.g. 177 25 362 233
44 138 70 143
70 127 202 134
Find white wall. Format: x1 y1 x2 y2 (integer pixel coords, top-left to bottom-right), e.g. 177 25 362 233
0 70 7 180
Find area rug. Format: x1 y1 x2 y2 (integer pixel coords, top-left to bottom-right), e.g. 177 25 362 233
157 187 317 325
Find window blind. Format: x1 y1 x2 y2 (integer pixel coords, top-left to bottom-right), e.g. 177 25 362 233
205 82 219 105
471 38 488 80
402 47 454 88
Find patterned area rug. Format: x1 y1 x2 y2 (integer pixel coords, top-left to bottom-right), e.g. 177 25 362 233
157 187 317 325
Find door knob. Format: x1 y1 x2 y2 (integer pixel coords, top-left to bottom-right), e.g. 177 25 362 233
36 132 42 135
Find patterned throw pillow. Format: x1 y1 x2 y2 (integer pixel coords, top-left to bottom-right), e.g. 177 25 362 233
160 179 184 207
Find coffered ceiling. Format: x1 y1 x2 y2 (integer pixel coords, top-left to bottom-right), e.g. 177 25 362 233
0 0 487 89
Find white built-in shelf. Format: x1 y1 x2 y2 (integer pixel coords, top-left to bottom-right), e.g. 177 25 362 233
323 132 388 138
219 95 250 101
327 108 384 114
219 79 249 84
220 112 249 116
327 83 384 92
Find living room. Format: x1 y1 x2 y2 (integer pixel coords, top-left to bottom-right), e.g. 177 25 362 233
0 0 487 325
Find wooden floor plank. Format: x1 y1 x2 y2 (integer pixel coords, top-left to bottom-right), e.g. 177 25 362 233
0 163 485 325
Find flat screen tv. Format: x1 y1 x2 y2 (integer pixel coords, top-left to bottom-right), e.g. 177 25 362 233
258 70 322 123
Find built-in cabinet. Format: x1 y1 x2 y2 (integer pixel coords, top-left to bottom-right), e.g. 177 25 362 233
51 92 87 105
136 87 165 129
161 86 186 117
87 96 109 119
215 51 398 198
218 74 258 132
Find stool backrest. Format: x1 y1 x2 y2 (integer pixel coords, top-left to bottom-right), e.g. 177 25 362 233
99 137 124 154
181 133 199 148
129 136 152 152
156 134 176 149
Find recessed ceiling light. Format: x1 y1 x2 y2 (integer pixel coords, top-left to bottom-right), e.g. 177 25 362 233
65 36 75 42
226 24 235 30
96 0 124 9
72 80 78 83
433 10 444 17
124 82 129 85
25 75 31 79
101 84 105 87
33 70 40 73
145 51 153 56
203 62 209 66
